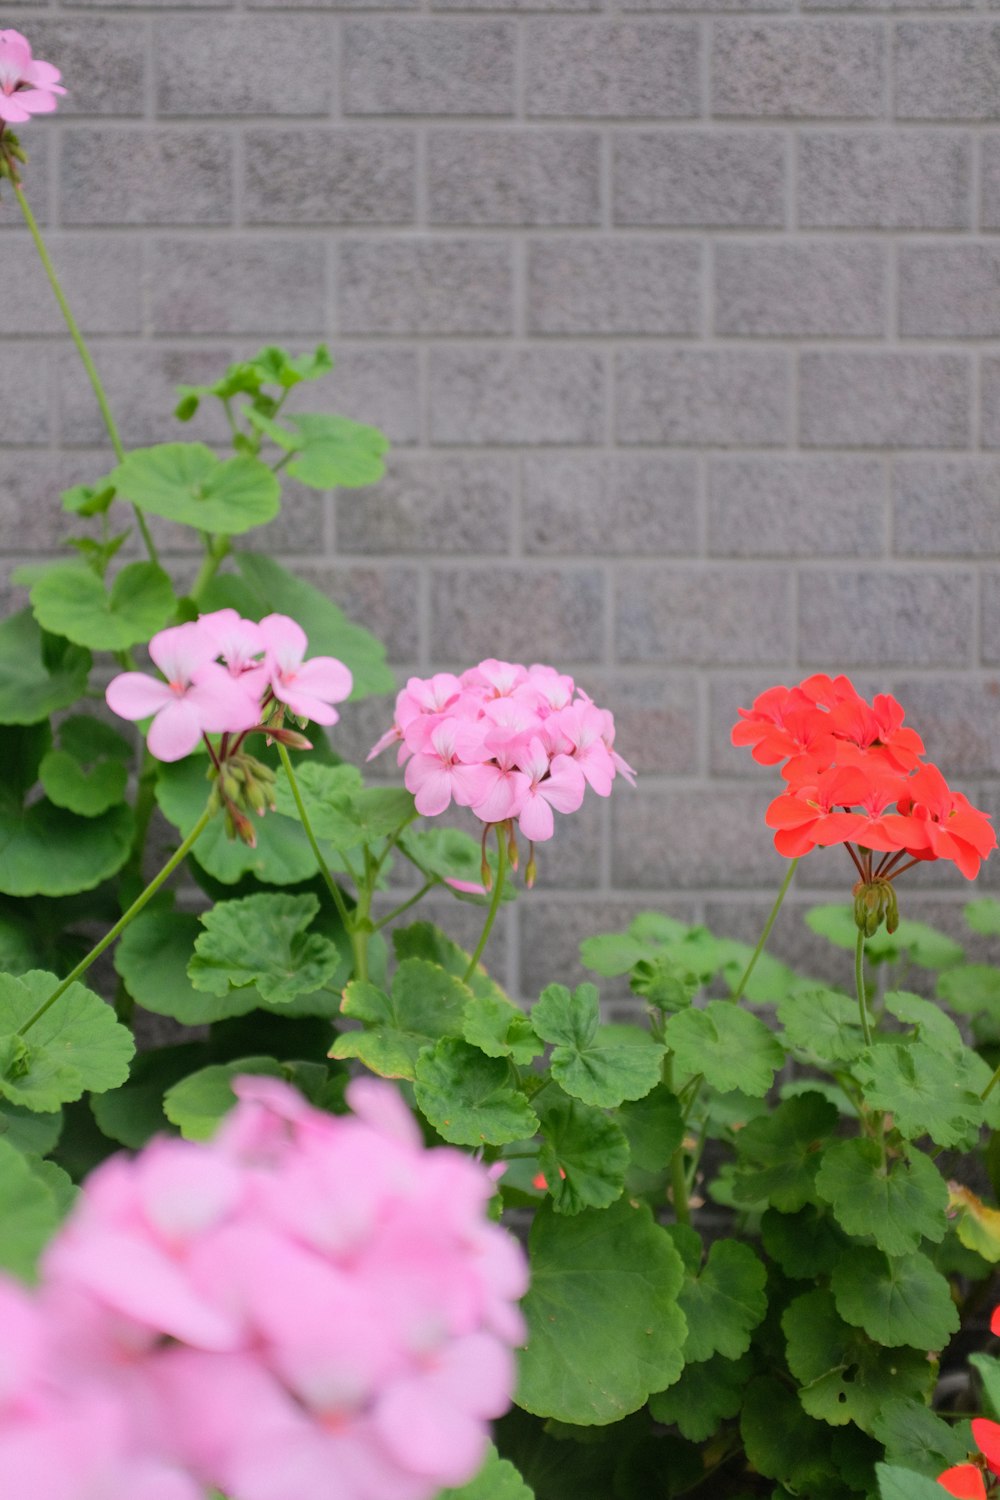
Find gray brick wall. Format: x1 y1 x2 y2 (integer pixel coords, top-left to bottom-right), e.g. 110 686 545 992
4 0 1000 999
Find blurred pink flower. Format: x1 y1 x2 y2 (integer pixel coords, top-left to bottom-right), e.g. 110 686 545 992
0 30 66 125
259 614 353 725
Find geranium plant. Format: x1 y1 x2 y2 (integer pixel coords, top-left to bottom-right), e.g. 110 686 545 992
5 27 1000 1500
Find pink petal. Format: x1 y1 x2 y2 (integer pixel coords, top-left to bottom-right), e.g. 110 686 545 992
146 699 206 762
293 656 353 706
149 621 217 687
185 665 262 733
405 762 455 818
259 613 307 673
541 754 587 814
517 792 555 842
106 672 173 722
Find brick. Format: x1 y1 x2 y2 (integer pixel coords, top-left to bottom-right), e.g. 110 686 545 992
229 486 327 559
155 18 334 117
0 345 55 446
896 22 1000 119
617 350 789 446
429 349 605 445
891 677 1000 777
59 346 235 449
715 241 885 337
899 245 1000 336
319 348 421 446
520 898 696 998
803 0 972 11
429 566 606 662
799 353 970 448
581 670 701 775
799 131 971 229
713 21 884 119
527 239 701 335
894 459 1000 556
337 454 515 554
61 128 233 226
981 571 1000 662
428 129 600 225
149 239 325 336
435 0 597 12
65 0 229 8
344 20 515 116
337 239 513 335
981 358 1000 449
0 453 87 552
394 895 515 993
523 795 604 890
524 21 700 118
708 456 886 558
299 565 420 665
701 899 851 991
244 129 415 225
0 139 50 230
1 236 141 334
613 786 789 889
522 454 699 555
25 20 145 116
616 565 792 664
614 130 786 227
980 137 1000 229
797 568 975 667
625 0 790 12
249 0 415 8
333 690 413 774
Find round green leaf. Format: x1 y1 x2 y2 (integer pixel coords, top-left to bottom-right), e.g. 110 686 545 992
189 892 340 1007
676 1237 767 1362
91 1042 208 1149
873 1397 972 1478
115 908 261 1025
618 1085 684 1174
39 714 133 819
0 970 134 1110
814 1139 948 1256
537 1096 629 1215
110 443 280 535
285 413 389 489
0 1136 60 1282
776 987 865 1064
532 983 664 1108
333 958 471 1081
664 1002 784 1097
876 1463 964 1500
0 799 133 897
163 1057 286 1141
830 1246 959 1350
854 1040 984 1148
28 561 176 651
0 610 91 726
414 1038 539 1146
517 1199 688 1425
440 1446 534 1500
733 1092 840 1212
649 1351 751 1442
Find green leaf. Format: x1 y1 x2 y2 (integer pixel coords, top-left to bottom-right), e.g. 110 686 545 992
732 1092 839 1211
0 1100 62 1156
163 1057 286 1140
854 1040 984 1148
830 1246 958 1350
0 1136 60 1282
413 1039 539 1146
537 1096 629 1215
38 715 132 818
61 480 116 517
243 406 302 452
783 1289 933 1431
965 898 1000 937
617 1085 684 1174
91 1042 206 1149
814 1139 948 1256
333 958 470 1080
760 1205 846 1279
938 964 1000 1019
393 922 513 1009
250 343 333 390
872 1397 971 1478
0 797 132 899
462 993 543 1066
439 1445 534 1500
398 825 513 903
876 1463 962 1500
285 413 389 489
664 1002 784 1097
109 444 280 535
674 1235 767 1362
741 1376 875 1497
0 610 91 726
531 984 664 1108
116 908 262 1024
807 904 964 969
230 552 394 702
0 971 134 1111
882 990 965 1051
776 987 865 1064
579 933 653 977
189 893 340 1007
24 561 176 652
649 1351 751 1442
971 1352 1000 1421
517 1200 687 1425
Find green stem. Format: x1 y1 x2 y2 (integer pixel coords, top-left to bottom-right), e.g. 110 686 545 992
17 805 214 1037
981 1062 1000 1102
663 1056 692 1225
729 856 799 1004
350 848 376 985
12 179 160 568
189 536 231 608
275 743 354 936
373 880 436 933
855 926 873 1048
462 826 507 986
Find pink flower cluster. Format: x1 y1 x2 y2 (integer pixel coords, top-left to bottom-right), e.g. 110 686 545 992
368 659 634 841
3 1077 527 1500
106 610 352 762
0 30 65 125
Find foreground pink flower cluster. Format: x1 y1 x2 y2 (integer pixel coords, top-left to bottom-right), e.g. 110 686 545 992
0 29 65 125
106 609 352 762
2 1077 526 1500
369 660 634 842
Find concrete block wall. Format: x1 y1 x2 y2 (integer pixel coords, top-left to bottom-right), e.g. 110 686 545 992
3 0 1000 999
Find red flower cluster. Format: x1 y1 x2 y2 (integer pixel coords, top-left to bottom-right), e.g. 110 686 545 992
733 674 996 887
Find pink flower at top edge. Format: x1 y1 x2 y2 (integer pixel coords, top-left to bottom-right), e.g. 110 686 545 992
0 31 66 125
259 614 353 726
105 622 261 763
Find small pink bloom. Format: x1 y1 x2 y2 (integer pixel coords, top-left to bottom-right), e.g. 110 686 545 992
259 614 352 726
548 702 617 796
0 30 66 125
515 740 586 842
105 622 261 762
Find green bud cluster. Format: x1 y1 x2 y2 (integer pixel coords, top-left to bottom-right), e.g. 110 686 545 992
206 751 278 845
852 877 899 937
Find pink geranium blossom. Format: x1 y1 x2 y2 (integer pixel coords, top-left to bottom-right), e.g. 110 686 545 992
105 621 260 762
259 614 353 725
0 30 66 125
